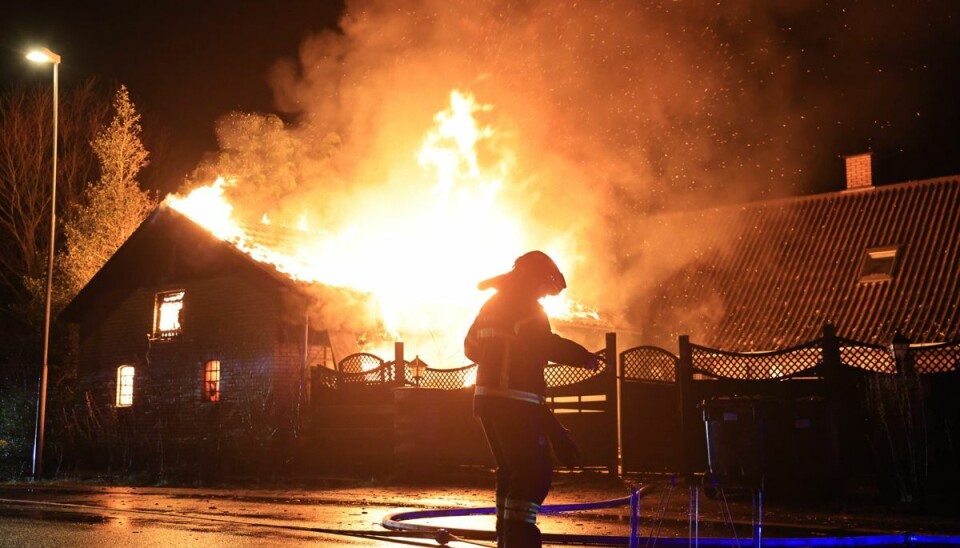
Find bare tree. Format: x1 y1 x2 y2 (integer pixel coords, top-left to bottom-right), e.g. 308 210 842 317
0 80 110 314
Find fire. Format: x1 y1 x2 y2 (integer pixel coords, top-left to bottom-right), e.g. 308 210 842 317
165 90 596 365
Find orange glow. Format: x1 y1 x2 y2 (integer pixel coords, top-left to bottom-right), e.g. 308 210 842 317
165 90 597 364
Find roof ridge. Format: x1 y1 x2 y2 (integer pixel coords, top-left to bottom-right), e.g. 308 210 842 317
649 174 960 218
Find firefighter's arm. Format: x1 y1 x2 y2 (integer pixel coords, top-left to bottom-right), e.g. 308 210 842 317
516 314 599 370
543 333 601 370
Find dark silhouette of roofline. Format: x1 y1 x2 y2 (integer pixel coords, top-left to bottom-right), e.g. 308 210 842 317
60 204 319 322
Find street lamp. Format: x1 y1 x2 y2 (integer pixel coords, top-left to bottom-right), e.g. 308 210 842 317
27 46 61 481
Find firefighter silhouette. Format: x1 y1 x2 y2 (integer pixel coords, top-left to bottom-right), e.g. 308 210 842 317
465 251 600 548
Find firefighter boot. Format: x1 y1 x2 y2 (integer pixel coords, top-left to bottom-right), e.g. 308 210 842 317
502 519 542 548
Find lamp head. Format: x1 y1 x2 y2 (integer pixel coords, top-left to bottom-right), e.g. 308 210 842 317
26 47 61 64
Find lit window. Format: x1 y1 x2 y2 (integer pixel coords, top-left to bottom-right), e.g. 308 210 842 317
153 290 185 339
859 245 899 284
116 365 135 407
203 360 220 403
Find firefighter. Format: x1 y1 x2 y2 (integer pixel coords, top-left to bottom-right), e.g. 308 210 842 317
464 250 600 548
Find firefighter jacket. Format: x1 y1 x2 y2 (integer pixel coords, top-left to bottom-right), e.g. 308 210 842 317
465 290 596 406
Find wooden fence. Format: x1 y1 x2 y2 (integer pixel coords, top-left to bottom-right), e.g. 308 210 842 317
307 327 960 498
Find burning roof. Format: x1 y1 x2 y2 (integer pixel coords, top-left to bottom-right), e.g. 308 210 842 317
158 91 601 364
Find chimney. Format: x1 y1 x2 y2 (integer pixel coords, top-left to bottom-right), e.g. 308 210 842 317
844 152 873 190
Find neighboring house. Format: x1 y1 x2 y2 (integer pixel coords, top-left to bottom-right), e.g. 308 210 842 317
629 154 960 351
59 205 350 475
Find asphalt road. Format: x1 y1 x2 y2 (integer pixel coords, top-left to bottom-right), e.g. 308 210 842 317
0 477 635 547
1 474 958 547
0 491 395 547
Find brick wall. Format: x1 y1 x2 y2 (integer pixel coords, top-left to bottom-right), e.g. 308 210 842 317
845 152 873 189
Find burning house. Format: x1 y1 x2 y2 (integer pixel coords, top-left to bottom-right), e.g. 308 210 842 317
56 90 609 477
57 204 366 476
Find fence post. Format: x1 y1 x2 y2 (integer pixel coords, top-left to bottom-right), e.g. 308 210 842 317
821 324 842 375
394 341 405 387
821 323 854 481
606 332 620 476
891 332 914 375
821 323 844 415
820 324 844 419
676 335 694 480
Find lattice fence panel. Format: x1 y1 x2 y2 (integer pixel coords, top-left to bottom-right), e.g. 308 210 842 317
339 363 395 385
544 351 607 388
690 342 822 380
312 367 339 389
404 357 605 390
338 352 385 374
411 363 478 390
311 363 395 387
838 339 896 373
912 340 960 374
754 344 822 378
621 346 677 382
691 346 747 379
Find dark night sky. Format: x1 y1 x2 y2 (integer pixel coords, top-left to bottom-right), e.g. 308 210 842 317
1 1 344 194
2 1 959 199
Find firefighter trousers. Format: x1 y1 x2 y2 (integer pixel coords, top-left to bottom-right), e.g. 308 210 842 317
476 397 552 548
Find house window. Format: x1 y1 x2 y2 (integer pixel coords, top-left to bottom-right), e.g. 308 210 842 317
203 360 220 403
859 245 899 284
153 290 185 339
116 365 135 407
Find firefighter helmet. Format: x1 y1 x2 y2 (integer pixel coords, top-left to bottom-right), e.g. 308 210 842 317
478 250 567 296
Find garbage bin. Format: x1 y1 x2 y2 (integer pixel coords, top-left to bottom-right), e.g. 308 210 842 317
766 396 841 499
700 396 774 490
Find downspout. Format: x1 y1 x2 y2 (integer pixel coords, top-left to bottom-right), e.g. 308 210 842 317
297 311 309 438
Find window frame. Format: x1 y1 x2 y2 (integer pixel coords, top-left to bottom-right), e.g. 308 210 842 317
152 289 185 340
116 365 135 407
858 245 900 284
202 359 221 403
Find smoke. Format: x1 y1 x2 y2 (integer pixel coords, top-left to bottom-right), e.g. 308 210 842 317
186 0 914 350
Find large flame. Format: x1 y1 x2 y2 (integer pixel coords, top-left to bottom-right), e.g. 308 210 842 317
165 90 596 365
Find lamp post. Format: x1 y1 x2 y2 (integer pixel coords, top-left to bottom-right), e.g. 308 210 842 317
27 46 61 481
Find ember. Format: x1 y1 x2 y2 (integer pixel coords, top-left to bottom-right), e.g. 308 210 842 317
166 90 598 365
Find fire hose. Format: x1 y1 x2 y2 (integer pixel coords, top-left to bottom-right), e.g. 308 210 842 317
381 485 960 547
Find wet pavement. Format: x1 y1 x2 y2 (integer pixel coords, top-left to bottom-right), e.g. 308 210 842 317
0 472 958 547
